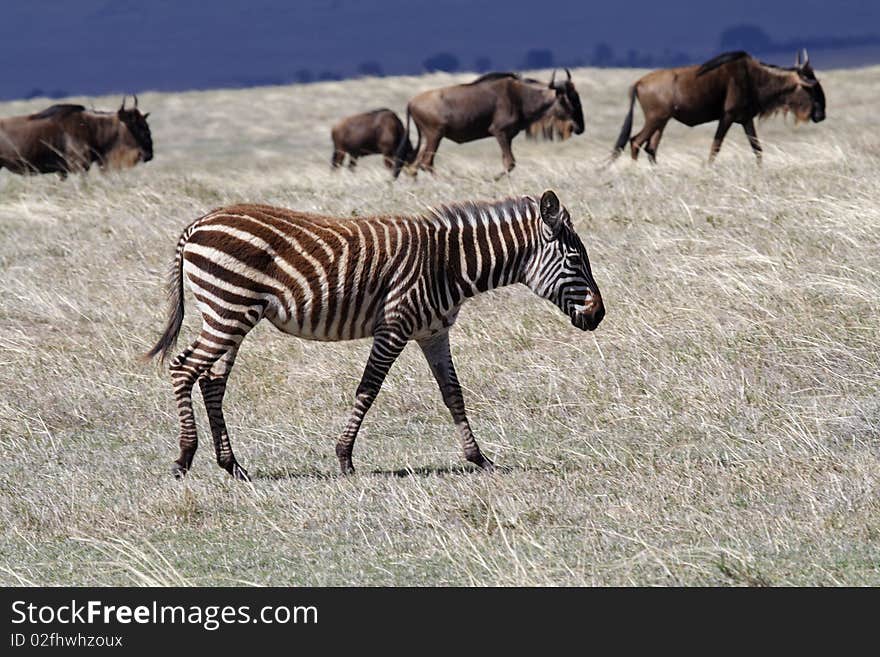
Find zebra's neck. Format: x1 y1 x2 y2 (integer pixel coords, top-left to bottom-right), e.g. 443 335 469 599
428 196 544 299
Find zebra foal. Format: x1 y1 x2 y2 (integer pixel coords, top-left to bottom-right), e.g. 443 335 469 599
145 190 605 479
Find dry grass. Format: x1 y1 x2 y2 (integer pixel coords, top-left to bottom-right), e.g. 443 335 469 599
0 66 878 586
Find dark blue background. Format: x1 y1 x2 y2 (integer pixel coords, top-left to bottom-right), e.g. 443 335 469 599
1 0 877 100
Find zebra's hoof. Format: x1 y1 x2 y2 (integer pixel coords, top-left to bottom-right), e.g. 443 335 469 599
231 462 250 482
480 459 496 473
171 463 188 479
338 461 355 476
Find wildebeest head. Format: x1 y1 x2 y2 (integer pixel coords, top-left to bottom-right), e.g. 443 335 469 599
547 69 585 135
524 190 604 331
791 50 826 123
116 95 154 163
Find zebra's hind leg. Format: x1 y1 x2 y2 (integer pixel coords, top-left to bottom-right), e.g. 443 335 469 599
417 332 494 472
168 327 247 479
336 330 407 475
168 340 212 478
199 345 249 481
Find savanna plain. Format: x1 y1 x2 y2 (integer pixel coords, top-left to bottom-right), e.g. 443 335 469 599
1 66 878 586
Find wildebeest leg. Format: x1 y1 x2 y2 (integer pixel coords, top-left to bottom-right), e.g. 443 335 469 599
379 134 398 169
336 330 407 474
743 119 763 165
348 156 358 171
198 346 249 481
708 116 733 163
419 131 442 173
331 149 345 168
645 120 668 164
490 128 515 179
630 119 661 160
417 332 494 471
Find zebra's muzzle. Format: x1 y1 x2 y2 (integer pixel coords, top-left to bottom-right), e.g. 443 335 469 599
570 295 605 331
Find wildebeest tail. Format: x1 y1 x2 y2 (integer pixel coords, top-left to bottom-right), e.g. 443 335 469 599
143 230 187 364
392 105 418 178
612 85 638 155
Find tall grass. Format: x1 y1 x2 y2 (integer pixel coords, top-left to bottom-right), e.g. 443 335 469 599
0 65 878 585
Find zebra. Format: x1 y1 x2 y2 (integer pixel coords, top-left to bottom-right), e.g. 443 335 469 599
145 190 605 479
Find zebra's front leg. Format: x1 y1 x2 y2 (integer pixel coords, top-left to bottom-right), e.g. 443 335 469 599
417 331 494 471
336 331 407 475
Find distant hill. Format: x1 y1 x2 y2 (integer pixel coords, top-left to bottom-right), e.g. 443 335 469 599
1 0 878 100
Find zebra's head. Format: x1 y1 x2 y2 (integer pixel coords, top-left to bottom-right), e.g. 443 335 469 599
524 190 605 332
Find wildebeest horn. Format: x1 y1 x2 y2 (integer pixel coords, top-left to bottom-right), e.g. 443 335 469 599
120 95 127 110
565 67 571 81
795 50 801 67
549 69 556 87
133 94 139 109
802 49 809 66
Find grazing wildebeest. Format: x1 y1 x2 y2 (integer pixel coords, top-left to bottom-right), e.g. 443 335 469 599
612 50 826 163
526 113 575 141
393 70 585 178
0 96 153 177
331 108 415 170
145 190 604 479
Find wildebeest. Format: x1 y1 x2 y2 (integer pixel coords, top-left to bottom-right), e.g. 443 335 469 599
0 96 153 177
526 113 575 141
612 50 826 163
331 108 415 170
393 70 585 178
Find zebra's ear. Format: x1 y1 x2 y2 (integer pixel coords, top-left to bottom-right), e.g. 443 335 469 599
540 190 562 232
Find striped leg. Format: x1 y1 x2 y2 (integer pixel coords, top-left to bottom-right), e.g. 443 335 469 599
336 330 407 474
169 337 215 478
169 321 253 478
198 346 249 481
417 332 494 471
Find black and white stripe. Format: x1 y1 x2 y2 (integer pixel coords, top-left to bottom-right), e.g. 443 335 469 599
146 190 605 478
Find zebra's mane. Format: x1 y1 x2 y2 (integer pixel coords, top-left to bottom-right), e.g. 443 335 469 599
427 196 537 224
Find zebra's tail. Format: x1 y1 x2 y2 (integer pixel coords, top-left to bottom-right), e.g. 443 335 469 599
612 84 638 157
143 231 187 364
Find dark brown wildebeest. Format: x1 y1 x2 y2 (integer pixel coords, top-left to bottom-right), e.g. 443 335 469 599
392 70 585 178
0 96 153 177
526 112 575 141
612 50 826 164
331 108 415 170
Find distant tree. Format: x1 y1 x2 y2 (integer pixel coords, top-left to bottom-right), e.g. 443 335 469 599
25 88 45 99
318 71 343 81
423 52 459 72
591 43 614 67
357 61 384 77
295 69 314 83
720 24 773 52
474 56 492 72
523 48 554 69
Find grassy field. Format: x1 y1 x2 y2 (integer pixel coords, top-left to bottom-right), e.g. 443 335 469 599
1 65 878 586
